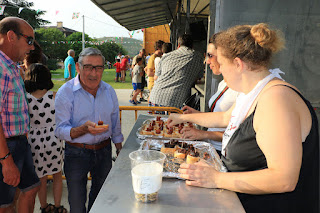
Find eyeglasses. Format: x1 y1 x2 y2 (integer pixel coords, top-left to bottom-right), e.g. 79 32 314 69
17 32 34 46
207 52 216 59
82 64 104 72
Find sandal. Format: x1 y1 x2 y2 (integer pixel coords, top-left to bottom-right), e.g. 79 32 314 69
54 205 68 213
40 203 55 213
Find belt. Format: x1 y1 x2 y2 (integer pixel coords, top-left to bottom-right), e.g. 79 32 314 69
6 135 27 141
66 138 111 150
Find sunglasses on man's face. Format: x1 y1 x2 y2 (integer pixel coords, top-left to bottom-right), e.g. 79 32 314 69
17 32 34 46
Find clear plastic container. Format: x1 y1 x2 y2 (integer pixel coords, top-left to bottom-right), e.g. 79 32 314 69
129 150 166 202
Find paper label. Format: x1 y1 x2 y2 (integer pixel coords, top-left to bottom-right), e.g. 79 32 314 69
131 162 163 194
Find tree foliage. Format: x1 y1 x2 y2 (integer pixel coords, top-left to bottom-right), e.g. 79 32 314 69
65 32 127 63
35 28 128 64
0 0 49 28
66 32 94 61
35 28 68 60
99 37 142 57
96 42 127 63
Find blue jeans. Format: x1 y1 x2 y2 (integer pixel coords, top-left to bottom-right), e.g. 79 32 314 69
64 142 112 213
0 136 40 207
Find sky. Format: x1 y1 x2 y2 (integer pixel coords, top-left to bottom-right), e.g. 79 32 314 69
31 0 143 40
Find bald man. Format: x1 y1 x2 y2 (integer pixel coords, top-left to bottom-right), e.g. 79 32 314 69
64 49 76 80
0 17 40 213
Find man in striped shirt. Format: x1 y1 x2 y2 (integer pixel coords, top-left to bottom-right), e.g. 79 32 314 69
149 34 204 109
0 17 40 213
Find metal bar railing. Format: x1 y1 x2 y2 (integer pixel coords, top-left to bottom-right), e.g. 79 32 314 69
119 106 183 124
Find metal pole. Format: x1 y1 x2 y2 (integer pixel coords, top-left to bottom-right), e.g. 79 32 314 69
204 0 220 112
185 0 190 33
176 0 181 49
82 15 85 50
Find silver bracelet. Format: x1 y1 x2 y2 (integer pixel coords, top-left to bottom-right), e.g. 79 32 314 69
0 152 11 161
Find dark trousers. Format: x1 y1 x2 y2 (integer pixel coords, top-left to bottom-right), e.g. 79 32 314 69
64 142 112 213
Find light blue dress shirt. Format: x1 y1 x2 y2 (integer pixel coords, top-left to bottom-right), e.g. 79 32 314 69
55 75 124 144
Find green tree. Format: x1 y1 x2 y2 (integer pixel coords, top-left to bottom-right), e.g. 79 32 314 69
0 1 49 28
66 32 95 61
96 42 127 64
35 28 68 60
66 33 127 63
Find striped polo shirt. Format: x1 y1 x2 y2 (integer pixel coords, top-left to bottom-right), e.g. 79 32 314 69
0 50 29 138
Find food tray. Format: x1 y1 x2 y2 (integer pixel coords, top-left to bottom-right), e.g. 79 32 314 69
136 116 197 140
139 138 227 178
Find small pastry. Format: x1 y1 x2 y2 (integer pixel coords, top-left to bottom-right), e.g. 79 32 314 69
203 152 210 160
95 124 109 128
154 128 163 136
160 143 176 155
163 127 174 138
141 126 154 135
174 148 186 159
171 129 181 138
169 139 179 144
95 121 109 129
186 150 200 164
177 142 188 149
158 120 164 126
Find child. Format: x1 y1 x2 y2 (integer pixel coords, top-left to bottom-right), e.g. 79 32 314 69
130 57 143 105
113 58 121 82
120 55 129 82
24 63 67 213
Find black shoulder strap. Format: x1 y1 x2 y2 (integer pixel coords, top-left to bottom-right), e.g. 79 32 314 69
268 84 317 121
251 84 303 117
272 84 307 102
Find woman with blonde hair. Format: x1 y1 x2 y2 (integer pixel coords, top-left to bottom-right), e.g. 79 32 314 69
168 23 319 212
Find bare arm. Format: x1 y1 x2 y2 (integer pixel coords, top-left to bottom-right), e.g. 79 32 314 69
68 64 72 79
181 127 224 141
181 105 200 114
0 124 20 187
180 106 224 141
179 86 309 194
146 68 154 77
168 103 234 128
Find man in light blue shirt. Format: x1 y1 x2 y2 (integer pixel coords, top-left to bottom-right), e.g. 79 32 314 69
55 47 123 213
64 49 76 80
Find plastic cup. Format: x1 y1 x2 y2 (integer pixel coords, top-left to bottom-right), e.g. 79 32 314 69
129 150 166 203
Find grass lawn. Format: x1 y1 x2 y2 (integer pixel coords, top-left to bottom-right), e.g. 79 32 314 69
51 69 133 92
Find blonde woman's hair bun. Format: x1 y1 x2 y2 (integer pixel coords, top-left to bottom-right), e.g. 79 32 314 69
250 23 284 53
